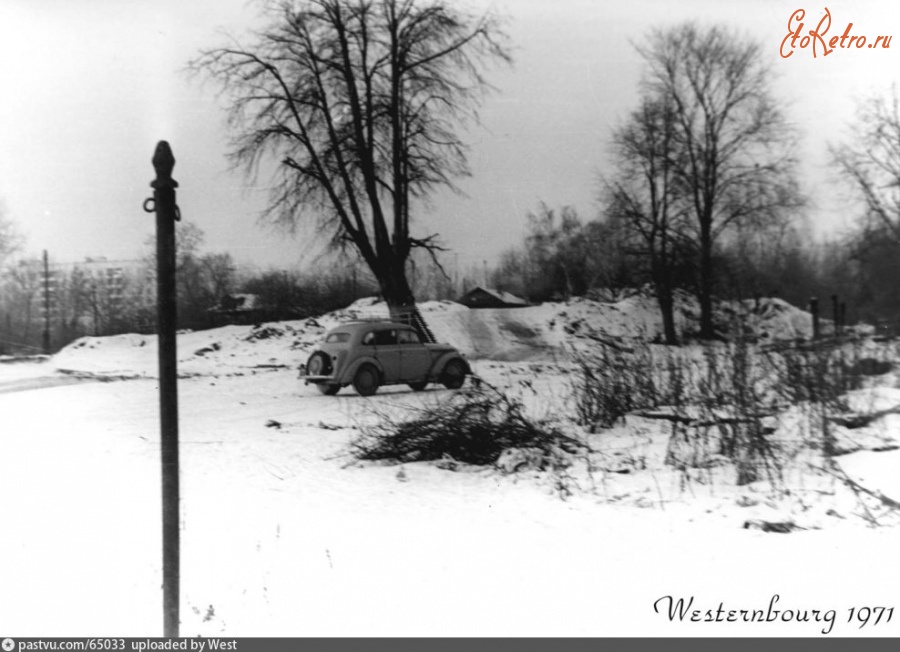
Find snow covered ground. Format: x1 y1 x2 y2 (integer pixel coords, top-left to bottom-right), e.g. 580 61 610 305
1 296 899 637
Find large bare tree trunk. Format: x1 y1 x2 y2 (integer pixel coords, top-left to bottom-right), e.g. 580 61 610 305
380 261 415 316
378 260 436 342
655 276 678 345
698 223 714 340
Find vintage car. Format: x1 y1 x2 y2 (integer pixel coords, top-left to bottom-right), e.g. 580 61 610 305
301 320 470 396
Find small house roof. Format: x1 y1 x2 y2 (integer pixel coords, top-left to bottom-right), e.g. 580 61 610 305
212 293 261 312
458 286 528 306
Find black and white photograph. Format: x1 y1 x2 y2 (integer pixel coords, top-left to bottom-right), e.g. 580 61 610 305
1 0 899 640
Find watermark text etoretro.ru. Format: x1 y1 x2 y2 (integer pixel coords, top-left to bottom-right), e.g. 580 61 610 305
780 7 892 58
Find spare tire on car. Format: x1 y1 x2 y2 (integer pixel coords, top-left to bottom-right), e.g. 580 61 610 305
306 351 332 376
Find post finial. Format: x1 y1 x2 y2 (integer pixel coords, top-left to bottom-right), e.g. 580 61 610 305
152 140 176 180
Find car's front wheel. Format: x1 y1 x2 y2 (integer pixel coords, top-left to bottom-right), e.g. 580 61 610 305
352 364 380 397
441 359 467 390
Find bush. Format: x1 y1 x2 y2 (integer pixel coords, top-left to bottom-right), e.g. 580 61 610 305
570 341 662 432
570 336 872 487
351 382 584 467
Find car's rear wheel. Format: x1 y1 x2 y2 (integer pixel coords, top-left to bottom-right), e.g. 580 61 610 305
408 381 428 392
306 351 332 376
316 383 340 396
352 364 380 397
441 359 467 390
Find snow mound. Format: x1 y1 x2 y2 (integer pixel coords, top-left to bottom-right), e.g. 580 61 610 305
722 297 817 341
50 293 824 376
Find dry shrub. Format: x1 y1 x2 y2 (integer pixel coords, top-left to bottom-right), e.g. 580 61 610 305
351 381 584 466
570 336 872 487
570 341 661 432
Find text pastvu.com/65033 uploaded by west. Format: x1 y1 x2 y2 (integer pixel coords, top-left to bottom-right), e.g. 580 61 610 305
1 639 239 652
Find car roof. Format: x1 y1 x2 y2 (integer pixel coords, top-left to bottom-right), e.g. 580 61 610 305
327 320 413 333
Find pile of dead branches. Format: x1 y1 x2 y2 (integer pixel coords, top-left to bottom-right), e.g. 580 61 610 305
351 381 583 466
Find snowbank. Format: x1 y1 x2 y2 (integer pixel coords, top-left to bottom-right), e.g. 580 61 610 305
51 293 827 376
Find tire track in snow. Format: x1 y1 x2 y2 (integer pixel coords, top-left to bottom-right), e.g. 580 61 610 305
0 374 101 394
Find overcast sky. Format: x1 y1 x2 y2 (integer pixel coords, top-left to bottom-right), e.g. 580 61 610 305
0 0 898 273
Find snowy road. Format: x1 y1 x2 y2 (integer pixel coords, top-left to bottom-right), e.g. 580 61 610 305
1 360 899 637
0 375 98 395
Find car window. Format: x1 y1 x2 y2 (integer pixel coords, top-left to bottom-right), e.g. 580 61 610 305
361 332 376 346
373 329 399 345
325 332 350 344
397 329 421 345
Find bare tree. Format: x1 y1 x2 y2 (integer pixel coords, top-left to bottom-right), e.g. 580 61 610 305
492 203 631 302
201 253 237 303
191 0 509 329
4 260 41 346
55 266 90 342
831 90 900 326
0 205 22 266
143 221 235 329
524 204 586 299
637 23 803 339
0 209 25 352
605 96 686 344
832 86 900 241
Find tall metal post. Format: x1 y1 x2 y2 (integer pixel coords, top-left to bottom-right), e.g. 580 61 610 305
145 141 180 637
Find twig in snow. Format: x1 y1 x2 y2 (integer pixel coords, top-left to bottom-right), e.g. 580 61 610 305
810 460 900 525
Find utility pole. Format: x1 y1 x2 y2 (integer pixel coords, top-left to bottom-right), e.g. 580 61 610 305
831 294 839 337
144 141 181 637
91 282 99 337
42 250 51 354
810 297 820 340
